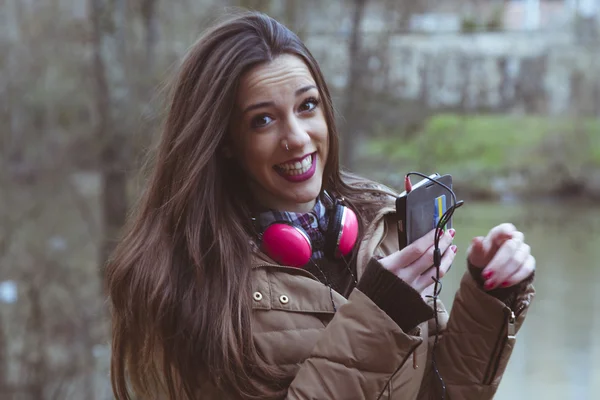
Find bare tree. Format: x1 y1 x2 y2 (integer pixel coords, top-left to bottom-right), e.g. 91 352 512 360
21 282 47 400
340 0 367 170
0 320 6 395
238 0 272 13
140 0 160 71
90 0 132 286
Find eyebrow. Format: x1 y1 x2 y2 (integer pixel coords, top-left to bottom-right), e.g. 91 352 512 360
242 85 318 114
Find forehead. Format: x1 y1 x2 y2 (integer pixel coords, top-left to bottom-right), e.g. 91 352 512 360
237 54 316 103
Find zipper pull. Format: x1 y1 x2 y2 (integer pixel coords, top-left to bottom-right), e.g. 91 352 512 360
412 351 418 369
507 310 516 339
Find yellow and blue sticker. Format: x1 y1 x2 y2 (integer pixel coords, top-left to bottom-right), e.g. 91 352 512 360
434 194 446 228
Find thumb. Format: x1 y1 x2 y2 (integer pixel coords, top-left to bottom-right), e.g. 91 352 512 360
467 236 486 267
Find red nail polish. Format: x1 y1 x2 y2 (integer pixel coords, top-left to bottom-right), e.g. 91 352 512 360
484 280 495 290
438 230 444 238
451 245 458 253
501 281 510 288
482 270 494 280
449 229 456 238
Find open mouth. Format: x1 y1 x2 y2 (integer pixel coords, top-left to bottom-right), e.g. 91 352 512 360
274 152 317 182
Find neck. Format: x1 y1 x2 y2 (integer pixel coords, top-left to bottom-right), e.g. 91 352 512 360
251 193 318 213
284 199 316 213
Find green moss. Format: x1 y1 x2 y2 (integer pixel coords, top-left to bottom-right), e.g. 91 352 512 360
362 113 600 194
584 120 600 165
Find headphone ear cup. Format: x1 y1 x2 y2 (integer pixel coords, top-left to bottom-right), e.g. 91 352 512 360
337 207 358 258
261 222 312 268
325 204 358 259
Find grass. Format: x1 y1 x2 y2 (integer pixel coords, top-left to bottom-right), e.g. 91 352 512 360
362 113 600 197
365 113 600 170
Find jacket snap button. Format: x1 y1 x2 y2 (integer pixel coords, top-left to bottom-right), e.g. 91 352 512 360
279 295 289 304
253 292 263 301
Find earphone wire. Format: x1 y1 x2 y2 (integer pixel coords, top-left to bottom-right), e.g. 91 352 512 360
309 258 338 312
321 191 358 287
406 172 464 400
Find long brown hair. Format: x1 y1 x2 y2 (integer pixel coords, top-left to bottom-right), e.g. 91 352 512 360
106 10 394 400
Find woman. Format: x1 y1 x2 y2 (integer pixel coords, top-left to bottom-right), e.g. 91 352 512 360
106 11 536 400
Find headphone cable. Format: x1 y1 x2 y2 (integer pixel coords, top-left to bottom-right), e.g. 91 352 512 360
406 172 463 400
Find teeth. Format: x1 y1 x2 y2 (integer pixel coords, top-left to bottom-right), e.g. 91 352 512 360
278 154 313 175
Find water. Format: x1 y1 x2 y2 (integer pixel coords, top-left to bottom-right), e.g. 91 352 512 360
440 200 600 400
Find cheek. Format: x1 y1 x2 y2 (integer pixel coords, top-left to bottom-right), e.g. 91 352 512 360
315 120 329 154
308 116 328 142
240 137 275 172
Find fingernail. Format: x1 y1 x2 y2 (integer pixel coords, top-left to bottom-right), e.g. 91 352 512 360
451 245 458 253
484 280 495 290
482 270 494 280
449 229 456 238
438 230 444 238
501 281 510 288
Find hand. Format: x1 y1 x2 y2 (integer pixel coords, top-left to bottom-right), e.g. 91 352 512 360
467 223 535 291
379 229 458 294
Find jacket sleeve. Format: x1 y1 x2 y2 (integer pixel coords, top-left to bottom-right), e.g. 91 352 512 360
417 271 535 400
285 289 422 399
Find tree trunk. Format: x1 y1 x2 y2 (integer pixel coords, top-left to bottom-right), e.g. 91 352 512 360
238 0 272 13
0 319 6 395
141 0 160 71
24 284 46 400
283 0 303 39
340 0 367 170
90 0 131 289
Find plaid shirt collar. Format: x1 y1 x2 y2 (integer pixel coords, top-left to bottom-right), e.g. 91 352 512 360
255 196 330 260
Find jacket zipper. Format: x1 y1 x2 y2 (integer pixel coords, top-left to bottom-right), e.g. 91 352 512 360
482 303 526 385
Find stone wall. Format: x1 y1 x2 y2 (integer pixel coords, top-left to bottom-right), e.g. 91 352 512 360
305 30 600 116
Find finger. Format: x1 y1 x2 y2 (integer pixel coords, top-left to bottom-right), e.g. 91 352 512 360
467 236 486 267
414 244 457 292
405 229 456 280
484 242 530 290
490 230 523 254
511 231 524 243
483 223 518 255
471 230 524 270
496 255 536 288
391 229 438 271
481 237 522 278
488 223 518 239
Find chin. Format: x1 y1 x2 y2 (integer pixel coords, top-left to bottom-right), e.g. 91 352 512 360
284 190 317 205
281 182 322 207
302 179 323 197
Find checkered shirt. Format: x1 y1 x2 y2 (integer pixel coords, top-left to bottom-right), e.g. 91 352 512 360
256 197 329 260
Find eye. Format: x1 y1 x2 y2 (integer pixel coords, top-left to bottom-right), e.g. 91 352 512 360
299 97 319 113
251 114 273 128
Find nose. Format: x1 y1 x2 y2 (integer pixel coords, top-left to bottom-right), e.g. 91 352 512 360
281 116 310 151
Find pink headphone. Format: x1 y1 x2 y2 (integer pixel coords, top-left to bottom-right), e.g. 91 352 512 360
259 193 359 268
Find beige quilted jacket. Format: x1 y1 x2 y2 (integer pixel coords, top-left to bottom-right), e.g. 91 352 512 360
205 203 535 399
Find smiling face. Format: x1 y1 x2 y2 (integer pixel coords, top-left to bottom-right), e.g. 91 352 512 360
229 54 329 213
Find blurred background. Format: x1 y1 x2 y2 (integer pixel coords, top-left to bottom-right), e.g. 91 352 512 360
1 0 599 399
